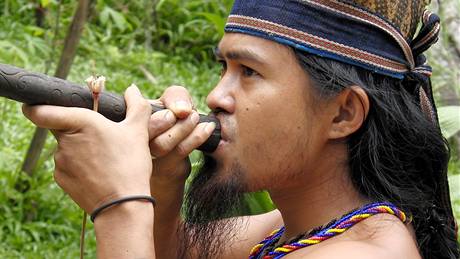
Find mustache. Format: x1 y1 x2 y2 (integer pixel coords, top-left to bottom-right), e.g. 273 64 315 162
213 112 234 142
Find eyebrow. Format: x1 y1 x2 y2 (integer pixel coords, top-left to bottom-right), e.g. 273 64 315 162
214 47 266 65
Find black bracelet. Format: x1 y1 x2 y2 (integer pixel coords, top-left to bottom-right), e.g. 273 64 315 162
90 195 156 222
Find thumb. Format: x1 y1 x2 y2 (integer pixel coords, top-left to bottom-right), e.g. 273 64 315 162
124 84 152 126
22 104 93 132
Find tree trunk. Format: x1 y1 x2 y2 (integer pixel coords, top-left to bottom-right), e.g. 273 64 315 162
22 0 91 175
55 0 90 79
35 2 47 28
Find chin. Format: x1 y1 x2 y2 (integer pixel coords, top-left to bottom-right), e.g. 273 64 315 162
184 154 247 224
204 143 280 191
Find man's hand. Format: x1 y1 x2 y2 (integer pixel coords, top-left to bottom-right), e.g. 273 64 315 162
22 85 153 214
146 85 216 259
148 85 216 184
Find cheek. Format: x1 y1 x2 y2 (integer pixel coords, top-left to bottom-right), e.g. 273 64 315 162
235 96 314 187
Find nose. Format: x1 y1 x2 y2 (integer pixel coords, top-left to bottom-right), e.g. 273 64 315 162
206 77 236 114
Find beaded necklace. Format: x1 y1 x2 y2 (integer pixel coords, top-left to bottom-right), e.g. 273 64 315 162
249 202 408 259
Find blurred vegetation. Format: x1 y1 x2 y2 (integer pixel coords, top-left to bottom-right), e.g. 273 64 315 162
0 0 458 257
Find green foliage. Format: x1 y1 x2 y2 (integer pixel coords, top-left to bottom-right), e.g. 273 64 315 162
0 1 233 256
0 98 96 257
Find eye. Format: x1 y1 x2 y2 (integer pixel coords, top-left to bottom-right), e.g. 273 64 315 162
218 60 227 76
242 65 259 77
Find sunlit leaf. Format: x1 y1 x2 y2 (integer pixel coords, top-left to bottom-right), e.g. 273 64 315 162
243 191 276 215
449 175 460 201
25 25 45 37
40 0 51 8
438 106 460 139
99 6 110 25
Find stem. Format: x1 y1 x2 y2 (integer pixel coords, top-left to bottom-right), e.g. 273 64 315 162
80 84 101 259
80 212 87 259
93 93 99 112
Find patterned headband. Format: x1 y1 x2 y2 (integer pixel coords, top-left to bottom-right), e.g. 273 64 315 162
224 0 441 122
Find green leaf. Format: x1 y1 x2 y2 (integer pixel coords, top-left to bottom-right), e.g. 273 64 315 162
449 175 460 201
99 6 130 32
156 0 169 11
242 191 276 215
0 40 29 66
99 6 110 25
198 12 226 37
40 0 50 8
109 8 129 32
448 174 460 226
24 25 45 37
438 106 460 139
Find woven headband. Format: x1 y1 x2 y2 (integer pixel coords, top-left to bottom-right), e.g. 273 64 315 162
224 0 441 123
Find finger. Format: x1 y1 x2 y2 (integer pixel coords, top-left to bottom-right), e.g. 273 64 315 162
149 99 165 109
175 122 216 157
150 111 200 157
124 84 152 126
160 85 193 119
148 109 177 140
22 104 91 132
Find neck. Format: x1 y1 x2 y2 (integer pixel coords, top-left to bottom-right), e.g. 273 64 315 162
268 149 368 240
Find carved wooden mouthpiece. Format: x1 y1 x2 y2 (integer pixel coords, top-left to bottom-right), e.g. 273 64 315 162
0 63 221 153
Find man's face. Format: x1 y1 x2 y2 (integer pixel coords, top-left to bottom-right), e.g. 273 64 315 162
182 34 332 257
206 33 330 192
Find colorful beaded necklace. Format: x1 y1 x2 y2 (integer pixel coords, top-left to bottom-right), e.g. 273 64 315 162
249 202 408 259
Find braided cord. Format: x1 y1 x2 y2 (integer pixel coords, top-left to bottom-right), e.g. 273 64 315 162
249 202 408 259
249 227 285 259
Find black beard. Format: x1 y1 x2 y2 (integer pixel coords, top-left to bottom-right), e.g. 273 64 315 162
180 154 246 259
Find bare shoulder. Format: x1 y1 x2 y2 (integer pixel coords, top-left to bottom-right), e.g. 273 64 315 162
284 214 421 259
222 209 283 259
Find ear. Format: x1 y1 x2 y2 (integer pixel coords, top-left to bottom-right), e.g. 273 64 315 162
328 86 370 140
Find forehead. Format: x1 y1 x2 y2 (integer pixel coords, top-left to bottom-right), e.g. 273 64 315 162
217 32 314 101
217 33 295 63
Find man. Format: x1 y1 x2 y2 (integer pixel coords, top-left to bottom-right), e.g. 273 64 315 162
22 0 459 258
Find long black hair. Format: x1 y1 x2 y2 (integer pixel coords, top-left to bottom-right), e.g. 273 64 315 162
294 49 459 259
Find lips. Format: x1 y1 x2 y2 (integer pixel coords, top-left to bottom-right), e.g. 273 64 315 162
216 113 230 142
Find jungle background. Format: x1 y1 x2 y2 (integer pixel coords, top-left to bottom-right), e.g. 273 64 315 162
0 0 459 258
